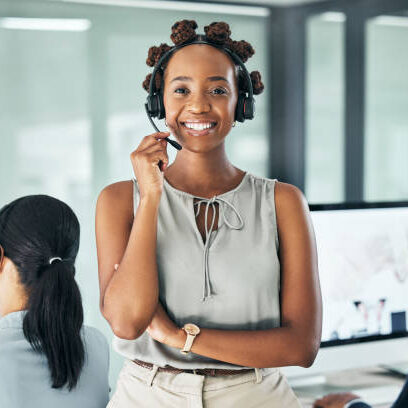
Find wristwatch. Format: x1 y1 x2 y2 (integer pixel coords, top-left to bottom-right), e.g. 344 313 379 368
180 323 200 355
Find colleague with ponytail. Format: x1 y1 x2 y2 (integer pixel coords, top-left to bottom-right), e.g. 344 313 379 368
0 195 109 408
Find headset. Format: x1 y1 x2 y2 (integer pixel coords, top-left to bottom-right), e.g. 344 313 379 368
144 35 255 150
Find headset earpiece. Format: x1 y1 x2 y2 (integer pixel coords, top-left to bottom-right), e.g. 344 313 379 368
146 66 165 119
146 93 165 119
243 96 255 120
235 94 255 122
235 93 246 123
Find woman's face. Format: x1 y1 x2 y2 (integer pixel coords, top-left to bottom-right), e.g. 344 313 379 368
163 44 238 152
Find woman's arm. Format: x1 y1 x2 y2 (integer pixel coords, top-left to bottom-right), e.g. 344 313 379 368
96 132 169 340
148 181 322 368
95 181 161 340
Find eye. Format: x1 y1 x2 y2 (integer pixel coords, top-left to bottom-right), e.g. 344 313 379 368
174 87 189 95
211 87 227 95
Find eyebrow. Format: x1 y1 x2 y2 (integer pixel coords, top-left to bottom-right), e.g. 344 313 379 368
170 75 230 84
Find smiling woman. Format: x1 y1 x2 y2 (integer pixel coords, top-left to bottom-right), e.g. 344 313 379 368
164 44 238 146
95 19 321 408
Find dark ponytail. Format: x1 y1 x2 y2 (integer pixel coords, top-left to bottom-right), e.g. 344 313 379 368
0 195 84 390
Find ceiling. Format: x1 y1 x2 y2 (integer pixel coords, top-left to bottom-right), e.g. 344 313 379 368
199 0 329 6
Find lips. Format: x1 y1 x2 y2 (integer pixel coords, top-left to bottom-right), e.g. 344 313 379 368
180 120 217 136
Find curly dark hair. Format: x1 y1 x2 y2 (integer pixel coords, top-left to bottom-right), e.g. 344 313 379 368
142 20 264 95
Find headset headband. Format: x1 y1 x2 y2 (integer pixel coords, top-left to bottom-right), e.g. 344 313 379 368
148 35 254 100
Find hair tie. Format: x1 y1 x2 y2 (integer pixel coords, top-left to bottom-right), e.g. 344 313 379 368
49 257 62 265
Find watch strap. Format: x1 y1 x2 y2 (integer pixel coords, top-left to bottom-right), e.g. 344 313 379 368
181 332 196 354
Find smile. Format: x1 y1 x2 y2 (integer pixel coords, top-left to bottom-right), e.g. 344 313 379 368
181 121 217 131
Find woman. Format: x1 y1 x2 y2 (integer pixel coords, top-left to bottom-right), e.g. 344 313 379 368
0 195 110 408
96 20 321 407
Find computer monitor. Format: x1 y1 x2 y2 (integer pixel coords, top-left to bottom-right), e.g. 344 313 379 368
282 201 408 379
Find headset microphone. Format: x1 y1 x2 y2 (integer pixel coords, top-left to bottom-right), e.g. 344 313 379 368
144 103 182 150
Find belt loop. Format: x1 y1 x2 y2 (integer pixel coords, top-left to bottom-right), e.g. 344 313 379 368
254 368 262 384
146 364 159 387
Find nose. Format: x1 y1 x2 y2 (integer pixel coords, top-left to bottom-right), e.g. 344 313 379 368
187 93 210 114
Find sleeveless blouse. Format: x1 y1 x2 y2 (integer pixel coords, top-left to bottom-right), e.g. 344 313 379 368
113 172 281 370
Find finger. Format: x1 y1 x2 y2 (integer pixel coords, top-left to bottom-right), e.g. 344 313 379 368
131 141 168 164
146 150 169 168
136 144 168 162
136 132 170 151
141 142 168 157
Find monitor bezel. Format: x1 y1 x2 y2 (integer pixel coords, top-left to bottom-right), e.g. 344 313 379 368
309 200 408 348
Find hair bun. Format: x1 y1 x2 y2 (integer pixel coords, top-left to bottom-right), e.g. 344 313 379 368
229 40 254 63
250 71 264 95
142 72 162 92
204 22 231 44
146 43 171 67
170 20 198 45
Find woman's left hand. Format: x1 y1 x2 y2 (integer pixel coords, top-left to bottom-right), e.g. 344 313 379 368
147 303 185 349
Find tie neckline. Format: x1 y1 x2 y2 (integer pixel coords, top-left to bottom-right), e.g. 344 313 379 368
163 172 249 200
162 173 249 302
194 196 245 302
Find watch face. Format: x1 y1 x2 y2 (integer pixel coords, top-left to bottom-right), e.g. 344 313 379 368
184 323 200 336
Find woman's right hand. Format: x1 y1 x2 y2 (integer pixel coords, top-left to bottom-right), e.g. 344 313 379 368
130 132 170 199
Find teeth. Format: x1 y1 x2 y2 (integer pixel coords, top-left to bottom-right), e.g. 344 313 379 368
184 122 214 130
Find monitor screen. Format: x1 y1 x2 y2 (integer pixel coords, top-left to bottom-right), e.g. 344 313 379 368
310 202 408 347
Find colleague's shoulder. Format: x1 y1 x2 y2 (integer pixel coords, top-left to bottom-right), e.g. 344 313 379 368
0 326 23 354
0 326 39 386
0 314 25 348
83 325 109 352
82 326 110 367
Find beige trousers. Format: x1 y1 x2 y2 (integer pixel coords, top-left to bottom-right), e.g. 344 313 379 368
107 360 301 408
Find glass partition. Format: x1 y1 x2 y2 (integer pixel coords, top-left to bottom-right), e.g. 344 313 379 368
305 12 345 203
364 14 408 201
0 0 269 388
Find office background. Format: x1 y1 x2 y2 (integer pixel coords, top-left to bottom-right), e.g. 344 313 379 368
0 0 407 388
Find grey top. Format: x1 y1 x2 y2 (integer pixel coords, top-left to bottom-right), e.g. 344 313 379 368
114 172 281 370
0 311 110 408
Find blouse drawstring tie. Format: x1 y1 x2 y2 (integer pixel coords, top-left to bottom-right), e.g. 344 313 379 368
194 196 244 301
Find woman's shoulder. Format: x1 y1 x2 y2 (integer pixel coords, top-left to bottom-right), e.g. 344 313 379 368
96 180 134 218
98 180 134 202
273 181 311 229
244 172 280 199
245 174 309 218
274 181 308 209
245 172 279 190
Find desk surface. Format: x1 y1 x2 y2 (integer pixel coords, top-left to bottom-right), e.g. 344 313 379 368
291 366 405 408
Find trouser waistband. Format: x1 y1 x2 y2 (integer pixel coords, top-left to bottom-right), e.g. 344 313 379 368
133 359 257 377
